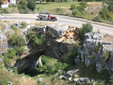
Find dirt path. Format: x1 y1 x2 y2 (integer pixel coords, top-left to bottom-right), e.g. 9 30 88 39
19 76 37 85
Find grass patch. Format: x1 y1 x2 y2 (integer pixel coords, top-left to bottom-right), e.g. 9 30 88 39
76 64 110 84
36 2 78 14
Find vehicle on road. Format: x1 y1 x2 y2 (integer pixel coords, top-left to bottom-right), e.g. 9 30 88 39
37 13 57 21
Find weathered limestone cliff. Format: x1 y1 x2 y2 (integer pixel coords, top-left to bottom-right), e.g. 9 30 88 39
75 32 113 76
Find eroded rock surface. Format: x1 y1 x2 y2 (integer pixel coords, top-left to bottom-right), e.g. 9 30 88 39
15 25 79 73
75 32 113 76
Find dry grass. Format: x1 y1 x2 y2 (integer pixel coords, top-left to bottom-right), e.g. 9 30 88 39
103 34 113 42
0 68 37 85
87 2 102 16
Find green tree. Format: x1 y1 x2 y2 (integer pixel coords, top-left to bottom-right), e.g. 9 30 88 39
18 0 28 13
78 23 93 42
27 0 36 11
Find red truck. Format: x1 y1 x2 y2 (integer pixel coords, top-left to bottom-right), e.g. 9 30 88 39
37 13 57 21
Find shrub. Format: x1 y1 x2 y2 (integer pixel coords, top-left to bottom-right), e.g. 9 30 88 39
54 62 67 71
100 6 110 20
68 47 78 65
77 5 84 12
5 48 16 59
70 4 77 10
10 34 25 47
78 23 93 42
21 22 27 28
56 8 63 15
79 0 87 8
18 0 28 13
108 1 113 12
93 16 102 22
11 25 17 32
36 55 67 74
0 8 9 14
27 0 36 11
16 47 25 56
102 51 110 62
0 62 3 69
72 9 81 17
3 56 11 68
28 33 45 46
13 67 18 73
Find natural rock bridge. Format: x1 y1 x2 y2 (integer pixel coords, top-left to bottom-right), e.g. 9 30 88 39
15 26 79 73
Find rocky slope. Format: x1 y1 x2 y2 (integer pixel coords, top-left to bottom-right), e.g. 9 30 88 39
75 32 113 77
0 22 113 79
15 25 79 73
0 22 79 73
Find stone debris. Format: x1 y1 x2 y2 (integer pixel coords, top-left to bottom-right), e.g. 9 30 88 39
67 69 79 77
69 77 72 81
59 75 67 79
8 81 13 85
38 78 43 82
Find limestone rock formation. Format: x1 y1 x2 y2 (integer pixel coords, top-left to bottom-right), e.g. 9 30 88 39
75 32 113 76
15 25 79 73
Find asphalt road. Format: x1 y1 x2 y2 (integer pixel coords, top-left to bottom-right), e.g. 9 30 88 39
1 14 113 34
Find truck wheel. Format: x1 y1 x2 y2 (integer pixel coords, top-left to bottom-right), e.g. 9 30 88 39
52 19 55 21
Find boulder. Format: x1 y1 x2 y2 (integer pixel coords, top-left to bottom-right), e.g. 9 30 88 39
69 77 72 81
73 78 79 82
59 75 67 79
67 69 79 77
38 78 43 82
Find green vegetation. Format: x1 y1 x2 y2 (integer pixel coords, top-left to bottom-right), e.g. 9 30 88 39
0 62 3 69
27 0 36 11
0 8 9 14
9 34 25 47
0 79 8 85
11 25 18 32
28 32 45 46
102 51 110 62
93 16 102 22
21 22 27 28
100 6 110 21
68 41 80 65
18 0 28 13
3 47 25 68
36 55 67 75
56 8 63 15
36 1 76 14
71 1 87 18
76 64 110 83
78 23 93 42
4 33 25 68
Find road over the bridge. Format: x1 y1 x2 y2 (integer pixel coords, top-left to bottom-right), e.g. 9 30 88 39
1 14 113 34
